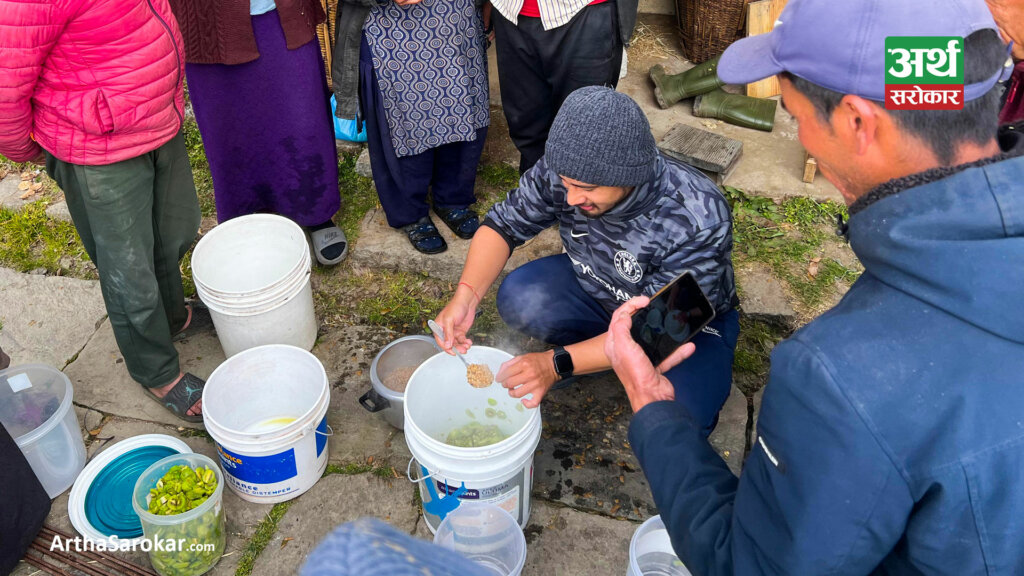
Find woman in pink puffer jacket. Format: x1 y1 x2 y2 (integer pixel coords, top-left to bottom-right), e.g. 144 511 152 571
0 0 208 422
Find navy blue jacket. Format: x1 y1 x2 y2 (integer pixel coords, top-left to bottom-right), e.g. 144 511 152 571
629 138 1024 575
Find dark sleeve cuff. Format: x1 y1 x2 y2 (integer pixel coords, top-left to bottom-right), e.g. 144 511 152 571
628 400 700 453
481 217 519 253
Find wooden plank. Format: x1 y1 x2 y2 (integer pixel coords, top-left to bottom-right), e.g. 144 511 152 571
745 0 788 98
802 151 818 183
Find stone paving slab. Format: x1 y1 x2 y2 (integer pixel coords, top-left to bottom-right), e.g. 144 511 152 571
66 318 225 429
533 373 655 521
534 372 749 521
44 199 72 222
710 385 750 476
0 267 107 368
735 262 797 323
522 501 640 576
0 173 38 213
312 326 414 469
249 473 420 576
348 208 562 284
412 499 640 576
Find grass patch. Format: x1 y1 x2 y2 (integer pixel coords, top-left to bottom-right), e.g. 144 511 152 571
182 117 216 219
234 501 292 576
733 315 789 379
0 202 89 275
353 269 448 330
176 426 212 441
323 460 400 479
477 162 518 190
474 162 517 215
725 186 860 314
336 152 380 243
314 267 449 333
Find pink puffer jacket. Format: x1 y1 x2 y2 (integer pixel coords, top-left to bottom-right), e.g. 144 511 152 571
0 0 185 165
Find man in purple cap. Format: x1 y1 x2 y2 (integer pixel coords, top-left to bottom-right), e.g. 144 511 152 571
603 0 1024 573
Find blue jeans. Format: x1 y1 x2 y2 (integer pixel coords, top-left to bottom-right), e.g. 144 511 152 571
497 254 739 435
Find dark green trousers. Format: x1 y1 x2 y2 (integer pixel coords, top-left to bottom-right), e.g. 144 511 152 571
46 132 200 388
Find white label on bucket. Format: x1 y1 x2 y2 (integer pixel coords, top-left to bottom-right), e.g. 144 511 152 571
7 373 32 393
480 486 520 518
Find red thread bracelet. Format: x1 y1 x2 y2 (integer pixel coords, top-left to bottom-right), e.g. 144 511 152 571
458 282 481 302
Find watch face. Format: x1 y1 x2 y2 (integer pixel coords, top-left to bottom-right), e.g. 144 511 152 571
554 351 573 374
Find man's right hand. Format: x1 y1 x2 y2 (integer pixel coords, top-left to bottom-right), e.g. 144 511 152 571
433 284 479 354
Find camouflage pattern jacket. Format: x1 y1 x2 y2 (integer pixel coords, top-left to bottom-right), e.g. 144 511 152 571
483 154 739 315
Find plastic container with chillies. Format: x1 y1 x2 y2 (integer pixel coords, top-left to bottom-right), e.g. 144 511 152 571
132 453 226 576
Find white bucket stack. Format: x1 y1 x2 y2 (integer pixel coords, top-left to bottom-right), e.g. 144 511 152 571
202 345 330 503
404 346 542 533
191 214 317 358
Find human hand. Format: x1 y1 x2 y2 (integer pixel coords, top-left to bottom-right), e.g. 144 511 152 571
986 0 1024 60
395 0 422 6
605 297 696 413
496 351 558 409
433 285 478 354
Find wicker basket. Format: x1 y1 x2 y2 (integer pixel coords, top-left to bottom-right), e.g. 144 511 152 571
675 0 747 63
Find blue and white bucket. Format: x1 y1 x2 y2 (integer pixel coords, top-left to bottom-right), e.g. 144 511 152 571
202 345 331 503
404 346 542 533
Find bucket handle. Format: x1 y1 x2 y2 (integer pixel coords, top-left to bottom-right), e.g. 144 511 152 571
315 424 334 437
406 456 438 484
359 389 391 413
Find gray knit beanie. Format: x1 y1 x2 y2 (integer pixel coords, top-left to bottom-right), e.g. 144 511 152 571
544 86 658 188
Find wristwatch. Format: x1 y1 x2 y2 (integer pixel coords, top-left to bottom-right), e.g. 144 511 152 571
552 346 574 379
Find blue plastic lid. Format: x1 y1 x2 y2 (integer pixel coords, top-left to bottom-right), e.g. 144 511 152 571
84 446 180 539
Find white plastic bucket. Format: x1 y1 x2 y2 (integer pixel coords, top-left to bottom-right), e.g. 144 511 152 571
0 364 86 498
202 345 330 503
627 515 692 576
404 346 541 534
191 214 317 358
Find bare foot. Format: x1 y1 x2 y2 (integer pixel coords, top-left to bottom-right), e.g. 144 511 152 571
174 304 194 336
150 372 203 416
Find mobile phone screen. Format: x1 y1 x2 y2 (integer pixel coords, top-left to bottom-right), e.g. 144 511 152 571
629 272 716 367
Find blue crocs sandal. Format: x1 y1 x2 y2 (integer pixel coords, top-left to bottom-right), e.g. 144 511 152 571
402 216 447 254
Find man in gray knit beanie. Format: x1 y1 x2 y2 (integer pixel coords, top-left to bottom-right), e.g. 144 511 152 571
433 87 739 434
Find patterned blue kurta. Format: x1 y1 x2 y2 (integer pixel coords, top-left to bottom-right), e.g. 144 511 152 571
364 0 490 157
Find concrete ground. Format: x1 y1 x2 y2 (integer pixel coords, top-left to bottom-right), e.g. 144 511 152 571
4 266 753 575
1 14 859 576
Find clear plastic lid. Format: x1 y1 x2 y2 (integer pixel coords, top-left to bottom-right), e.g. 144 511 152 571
0 364 72 441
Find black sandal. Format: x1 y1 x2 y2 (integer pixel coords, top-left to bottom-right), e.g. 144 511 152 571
434 206 480 240
402 216 448 254
144 373 206 423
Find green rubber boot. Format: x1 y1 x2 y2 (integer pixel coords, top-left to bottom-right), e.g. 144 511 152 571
692 88 778 132
649 55 725 109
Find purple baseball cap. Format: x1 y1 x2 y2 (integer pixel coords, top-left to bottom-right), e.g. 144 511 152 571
718 0 1013 102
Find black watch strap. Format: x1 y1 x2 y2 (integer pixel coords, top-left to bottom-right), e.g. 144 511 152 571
552 346 574 379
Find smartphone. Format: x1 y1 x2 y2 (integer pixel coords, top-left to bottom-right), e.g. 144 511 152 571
629 271 716 367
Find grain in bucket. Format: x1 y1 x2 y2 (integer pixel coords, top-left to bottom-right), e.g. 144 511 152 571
404 346 542 533
202 345 330 503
